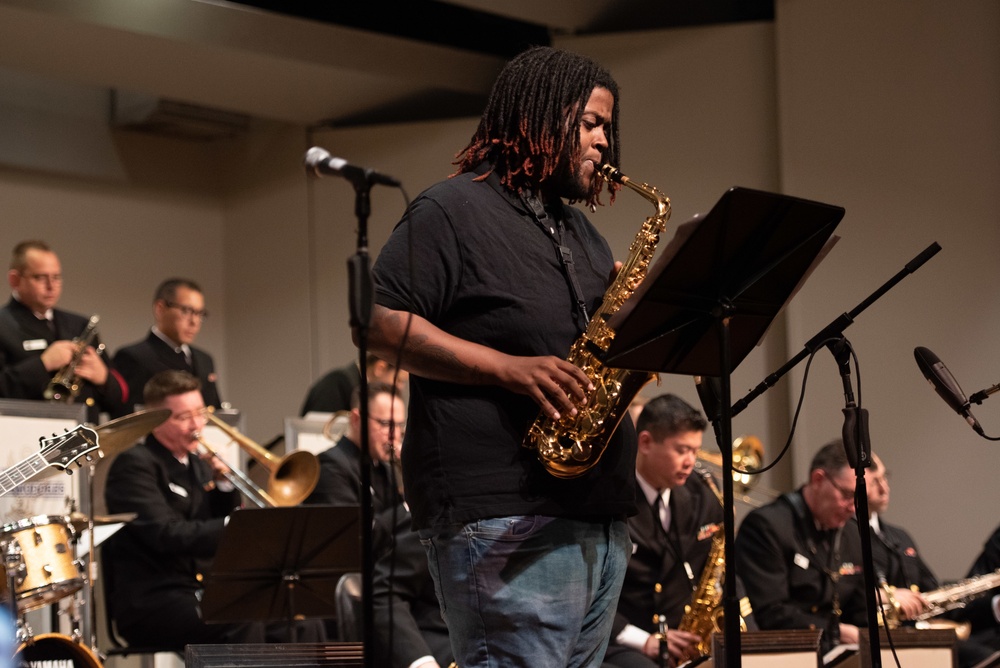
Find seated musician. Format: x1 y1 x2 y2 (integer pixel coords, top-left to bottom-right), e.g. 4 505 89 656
372 500 454 668
604 394 729 668
858 453 995 667
735 440 867 655
964 523 1000 656
300 352 408 416
103 369 322 647
303 380 404 517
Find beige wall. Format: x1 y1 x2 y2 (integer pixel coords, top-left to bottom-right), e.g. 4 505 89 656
0 0 996 580
0 132 229 390
770 0 1000 578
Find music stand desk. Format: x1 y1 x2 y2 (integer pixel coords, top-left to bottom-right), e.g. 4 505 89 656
200 505 361 626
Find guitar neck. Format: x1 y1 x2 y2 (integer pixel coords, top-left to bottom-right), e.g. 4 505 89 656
0 453 51 496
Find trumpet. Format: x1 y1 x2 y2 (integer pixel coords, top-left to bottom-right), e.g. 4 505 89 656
195 432 277 508
202 407 320 507
44 315 101 403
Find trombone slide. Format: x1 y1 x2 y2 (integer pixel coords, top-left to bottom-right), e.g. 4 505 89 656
195 433 276 508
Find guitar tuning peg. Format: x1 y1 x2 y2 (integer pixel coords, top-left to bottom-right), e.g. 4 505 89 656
65 469 73 476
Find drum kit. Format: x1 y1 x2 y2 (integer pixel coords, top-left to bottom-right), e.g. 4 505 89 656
2 409 169 668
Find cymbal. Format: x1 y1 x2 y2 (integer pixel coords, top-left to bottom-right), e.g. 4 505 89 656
94 408 171 459
68 511 137 534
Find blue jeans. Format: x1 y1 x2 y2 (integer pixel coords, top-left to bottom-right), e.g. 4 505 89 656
420 516 630 668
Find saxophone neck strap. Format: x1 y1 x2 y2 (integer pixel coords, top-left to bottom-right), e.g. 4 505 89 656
520 190 591 329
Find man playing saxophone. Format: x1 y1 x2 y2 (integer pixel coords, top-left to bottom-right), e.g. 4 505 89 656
604 394 723 668
366 47 636 668
858 453 996 667
735 440 868 655
0 240 126 421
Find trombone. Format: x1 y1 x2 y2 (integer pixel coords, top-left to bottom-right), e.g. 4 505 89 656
696 435 780 508
201 407 321 507
195 432 277 508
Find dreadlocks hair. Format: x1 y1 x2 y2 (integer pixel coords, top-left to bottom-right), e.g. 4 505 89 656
454 46 621 209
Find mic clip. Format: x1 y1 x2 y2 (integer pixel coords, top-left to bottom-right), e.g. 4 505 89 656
842 405 871 470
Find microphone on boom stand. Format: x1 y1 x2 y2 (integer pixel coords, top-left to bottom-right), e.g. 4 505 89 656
913 347 984 436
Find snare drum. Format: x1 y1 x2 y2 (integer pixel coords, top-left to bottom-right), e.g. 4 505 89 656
16 633 103 668
0 515 83 612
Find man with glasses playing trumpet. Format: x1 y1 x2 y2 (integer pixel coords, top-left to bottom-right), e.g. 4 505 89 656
114 277 222 417
0 239 127 420
103 369 324 647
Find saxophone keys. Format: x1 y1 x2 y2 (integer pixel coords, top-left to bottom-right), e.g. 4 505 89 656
570 439 592 462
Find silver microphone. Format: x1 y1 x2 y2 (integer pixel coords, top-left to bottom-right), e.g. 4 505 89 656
303 146 400 187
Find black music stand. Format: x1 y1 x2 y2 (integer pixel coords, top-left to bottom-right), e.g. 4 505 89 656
200 506 361 640
605 186 845 668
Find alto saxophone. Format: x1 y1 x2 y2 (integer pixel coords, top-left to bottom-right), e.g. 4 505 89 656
44 314 101 403
524 164 671 478
678 468 749 658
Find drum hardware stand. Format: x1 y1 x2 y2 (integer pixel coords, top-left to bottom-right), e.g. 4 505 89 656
59 585 85 644
80 461 99 655
6 541 32 645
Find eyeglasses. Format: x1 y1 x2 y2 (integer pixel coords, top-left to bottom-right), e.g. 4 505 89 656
171 409 207 424
370 417 406 432
165 301 209 320
824 473 856 503
21 273 62 285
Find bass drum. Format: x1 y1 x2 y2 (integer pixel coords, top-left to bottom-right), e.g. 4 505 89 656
15 633 103 668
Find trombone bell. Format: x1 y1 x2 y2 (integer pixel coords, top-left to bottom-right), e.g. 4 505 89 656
202 407 320 507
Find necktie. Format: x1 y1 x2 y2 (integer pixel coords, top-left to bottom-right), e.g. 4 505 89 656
651 494 670 535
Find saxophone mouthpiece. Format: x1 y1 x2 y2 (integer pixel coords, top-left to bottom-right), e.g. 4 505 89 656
599 163 627 185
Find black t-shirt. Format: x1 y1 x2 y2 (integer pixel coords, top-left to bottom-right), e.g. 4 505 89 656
373 165 637 530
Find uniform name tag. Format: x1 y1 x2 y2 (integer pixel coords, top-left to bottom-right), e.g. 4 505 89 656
169 483 189 498
22 338 47 351
794 553 810 570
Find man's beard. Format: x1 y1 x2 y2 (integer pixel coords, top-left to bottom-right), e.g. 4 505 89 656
553 160 593 202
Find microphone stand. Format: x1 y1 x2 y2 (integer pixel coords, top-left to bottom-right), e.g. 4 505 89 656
830 338 880 666
724 243 939 664
969 383 1000 406
345 171 376 668
731 242 941 418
